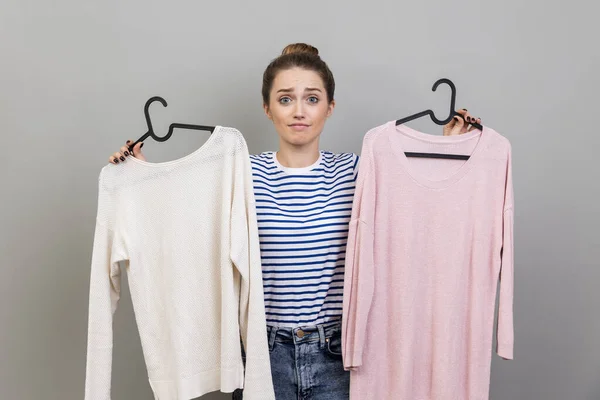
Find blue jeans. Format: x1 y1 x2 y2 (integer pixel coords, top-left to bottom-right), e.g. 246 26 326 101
233 322 350 400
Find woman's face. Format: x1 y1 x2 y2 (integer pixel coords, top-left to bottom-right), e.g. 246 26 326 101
264 67 335 148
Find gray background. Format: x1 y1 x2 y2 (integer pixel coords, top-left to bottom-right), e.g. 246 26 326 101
1 0 598 399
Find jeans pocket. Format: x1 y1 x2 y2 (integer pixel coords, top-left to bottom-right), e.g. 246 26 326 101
325 332 343 358
269 340 277 353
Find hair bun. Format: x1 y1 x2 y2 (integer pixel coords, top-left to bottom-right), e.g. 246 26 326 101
281 43 319 56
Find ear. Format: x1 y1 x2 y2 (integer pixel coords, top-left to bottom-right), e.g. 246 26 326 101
326 99 335 118
263 103 273 121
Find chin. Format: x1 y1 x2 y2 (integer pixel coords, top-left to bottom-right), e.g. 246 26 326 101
286 136 315 147
284 130 319 147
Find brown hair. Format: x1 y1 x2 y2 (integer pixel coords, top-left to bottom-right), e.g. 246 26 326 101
262 43 335 105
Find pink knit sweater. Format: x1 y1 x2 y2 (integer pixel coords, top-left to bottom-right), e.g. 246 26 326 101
342 121 514 400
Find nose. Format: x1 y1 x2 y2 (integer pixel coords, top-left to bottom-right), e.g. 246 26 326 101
293 102 305 119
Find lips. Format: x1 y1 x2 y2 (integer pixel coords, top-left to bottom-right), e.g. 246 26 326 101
289 124 310 131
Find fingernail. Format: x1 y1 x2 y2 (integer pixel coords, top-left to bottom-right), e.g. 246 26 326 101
124 151 129 156
453 116 459 122
120 156 125 161
114 159 119 164
126 140 131 144
140 143 144 148
462 108 467 111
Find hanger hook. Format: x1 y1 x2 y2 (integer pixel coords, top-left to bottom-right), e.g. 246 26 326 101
144 96 168 138
429 78 456 125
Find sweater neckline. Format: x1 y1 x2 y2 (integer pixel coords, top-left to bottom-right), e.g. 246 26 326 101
127 126 222 168
389 121 489 189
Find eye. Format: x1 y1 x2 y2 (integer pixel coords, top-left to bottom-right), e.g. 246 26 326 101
307 96 319 104
279 96 292 104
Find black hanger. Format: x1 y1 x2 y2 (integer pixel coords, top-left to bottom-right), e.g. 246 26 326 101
395 78 482 160
127 96 215 153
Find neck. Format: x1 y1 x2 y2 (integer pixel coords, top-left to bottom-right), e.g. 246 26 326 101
276 140 320 168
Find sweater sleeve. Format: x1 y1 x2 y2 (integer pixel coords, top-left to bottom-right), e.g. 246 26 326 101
85 170 126 400
230 138 275 400
497 144 514 360
342 134 376 371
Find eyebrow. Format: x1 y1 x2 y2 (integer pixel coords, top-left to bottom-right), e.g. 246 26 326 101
276 87 323 93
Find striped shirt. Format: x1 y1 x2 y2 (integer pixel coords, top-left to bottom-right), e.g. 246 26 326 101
250 150 360 327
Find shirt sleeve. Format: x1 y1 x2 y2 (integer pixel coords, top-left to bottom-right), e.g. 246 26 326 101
352 153 360 182
85 170 126 400
342 135 376 371
497 144 514 360
230 137 275 400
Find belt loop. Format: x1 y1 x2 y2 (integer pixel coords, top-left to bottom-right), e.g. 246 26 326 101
268 326 278 351
317 324 325 349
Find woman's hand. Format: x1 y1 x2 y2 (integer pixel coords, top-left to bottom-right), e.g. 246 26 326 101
109 140 146 164
443 109 481 136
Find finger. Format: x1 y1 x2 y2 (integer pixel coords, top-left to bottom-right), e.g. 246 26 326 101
110 152 122 164
454 109 471 133
450 115 465 135
120 146 131 158
132 142 144 158
467 117 482 132
443 115 459 136
462 112 475 133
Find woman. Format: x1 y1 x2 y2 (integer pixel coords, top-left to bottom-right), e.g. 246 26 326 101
109 43 481 399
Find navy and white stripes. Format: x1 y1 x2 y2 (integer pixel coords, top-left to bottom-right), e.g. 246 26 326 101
250 151 359 327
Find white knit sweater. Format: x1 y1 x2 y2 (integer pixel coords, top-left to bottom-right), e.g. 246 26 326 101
84 127 275 400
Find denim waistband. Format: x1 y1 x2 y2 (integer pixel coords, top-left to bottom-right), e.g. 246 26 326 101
266 321 342 350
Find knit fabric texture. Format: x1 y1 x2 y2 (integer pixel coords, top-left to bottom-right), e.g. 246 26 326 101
84 126 275 400
342 121 514 400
